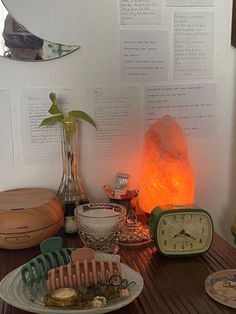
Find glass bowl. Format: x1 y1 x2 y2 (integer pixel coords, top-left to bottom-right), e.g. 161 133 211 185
75 203 126 253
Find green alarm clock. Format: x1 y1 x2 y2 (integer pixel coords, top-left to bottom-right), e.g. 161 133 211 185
149 204 214 256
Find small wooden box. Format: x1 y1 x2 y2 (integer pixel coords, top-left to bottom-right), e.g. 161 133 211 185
0 188 63 249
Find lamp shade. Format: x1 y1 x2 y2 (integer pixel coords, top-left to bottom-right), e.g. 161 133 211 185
138 115 194 213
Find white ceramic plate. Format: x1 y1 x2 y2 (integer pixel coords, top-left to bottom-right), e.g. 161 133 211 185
205 269 236 309
0 260 143 314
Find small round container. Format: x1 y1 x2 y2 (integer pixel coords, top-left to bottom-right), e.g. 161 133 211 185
75 203 126 253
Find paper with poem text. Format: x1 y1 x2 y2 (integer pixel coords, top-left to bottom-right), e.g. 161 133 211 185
120 29 169 82
173 11 214 80
120 0 162 25
20 88 76 164
0 89 13 164
144 83 217 137
166 0 214 6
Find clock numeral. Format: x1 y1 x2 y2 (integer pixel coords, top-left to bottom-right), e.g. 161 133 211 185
173 216 176 220
174 244 176 250
181 215 185 220
190 243 193 248
202 228 204 234
199 238 203 244
164 240 168 246
199 217 203 223
162 230 165 235
163 219 167 225
182 244 185 250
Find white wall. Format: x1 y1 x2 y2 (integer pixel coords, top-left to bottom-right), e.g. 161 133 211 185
0 0 236 245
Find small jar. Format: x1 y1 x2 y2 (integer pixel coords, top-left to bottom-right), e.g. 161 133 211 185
64 202 77 235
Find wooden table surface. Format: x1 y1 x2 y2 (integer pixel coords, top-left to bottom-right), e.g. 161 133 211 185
0 231 236 314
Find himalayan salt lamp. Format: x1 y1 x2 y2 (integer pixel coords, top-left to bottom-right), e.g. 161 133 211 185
138 115 194 213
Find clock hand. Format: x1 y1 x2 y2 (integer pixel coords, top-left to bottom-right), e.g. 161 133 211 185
173 229 186 238
173 231 185 238
173 231 182 238
184 232 196 240
173 230 196 245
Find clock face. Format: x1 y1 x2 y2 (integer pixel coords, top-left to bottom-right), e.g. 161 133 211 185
156 211 213 255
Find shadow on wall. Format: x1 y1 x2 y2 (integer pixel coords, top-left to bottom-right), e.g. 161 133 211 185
220 53 236 246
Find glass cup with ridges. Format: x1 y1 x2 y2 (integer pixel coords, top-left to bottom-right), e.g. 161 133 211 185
75 203 126 253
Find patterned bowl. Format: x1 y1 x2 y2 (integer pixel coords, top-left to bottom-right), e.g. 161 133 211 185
75 203 126 253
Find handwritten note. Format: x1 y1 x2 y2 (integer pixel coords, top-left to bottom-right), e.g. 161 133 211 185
20 88 76 163
144 83 217 137
86 86 140 158
173 11 214 80
166 0 214 6
0 89 13 164
120 30 169 82
120 0 161 25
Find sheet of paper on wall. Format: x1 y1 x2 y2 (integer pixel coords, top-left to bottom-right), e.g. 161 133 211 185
119 0 162 25
20 88 76 164
120 30 169 81
166 0 214 6
86 86 140 158
0 89 14 164
143 83 217 138
84 86 141 200
173 11 214 80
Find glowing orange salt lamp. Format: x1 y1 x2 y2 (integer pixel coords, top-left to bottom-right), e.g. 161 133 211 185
138 115 194 213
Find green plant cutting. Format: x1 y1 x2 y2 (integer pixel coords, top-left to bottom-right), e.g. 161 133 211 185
40 92 96 131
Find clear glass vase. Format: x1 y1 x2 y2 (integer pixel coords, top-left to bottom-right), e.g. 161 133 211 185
57 119 88 207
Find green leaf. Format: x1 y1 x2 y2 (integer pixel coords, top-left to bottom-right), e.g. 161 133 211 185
68 110 97 128
40 114 64 126
49 92 57 103
48 92 63 115
48 103 63 115
39 92 97 131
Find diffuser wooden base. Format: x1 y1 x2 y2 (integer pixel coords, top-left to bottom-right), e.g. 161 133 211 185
0 188 63 249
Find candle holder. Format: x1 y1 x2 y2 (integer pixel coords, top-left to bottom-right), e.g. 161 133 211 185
75 203 126 253
108 196 151 247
